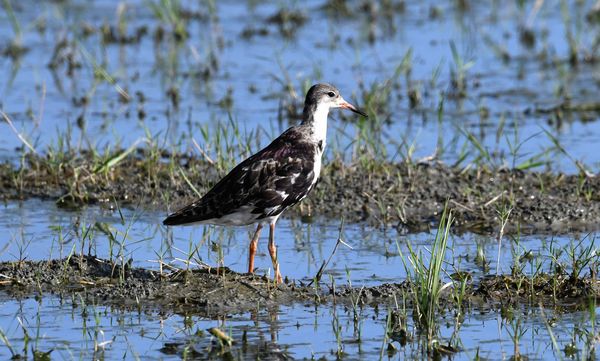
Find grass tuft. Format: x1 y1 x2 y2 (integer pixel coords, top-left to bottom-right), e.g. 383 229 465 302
398 204 454 348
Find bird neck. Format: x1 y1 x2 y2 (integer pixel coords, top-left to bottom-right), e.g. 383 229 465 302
301 102 329 144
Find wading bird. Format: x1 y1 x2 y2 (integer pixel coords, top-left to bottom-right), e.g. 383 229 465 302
163 83 367 283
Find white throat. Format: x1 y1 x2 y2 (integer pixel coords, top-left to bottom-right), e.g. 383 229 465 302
311 103 330 144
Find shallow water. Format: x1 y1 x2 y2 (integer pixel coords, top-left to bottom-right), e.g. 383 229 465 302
1 199 594 286
2 0 600 359
1 291 598 360
1 1 600 172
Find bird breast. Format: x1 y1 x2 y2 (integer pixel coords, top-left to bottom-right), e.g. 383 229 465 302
311 141 324 188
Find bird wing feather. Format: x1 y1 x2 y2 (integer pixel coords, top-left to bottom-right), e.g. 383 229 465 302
163 127 318 226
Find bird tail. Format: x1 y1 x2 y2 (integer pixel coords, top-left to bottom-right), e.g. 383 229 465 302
163 202 207 226
162 214 182 226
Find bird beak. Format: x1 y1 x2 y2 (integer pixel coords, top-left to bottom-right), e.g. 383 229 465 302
338 98 368 117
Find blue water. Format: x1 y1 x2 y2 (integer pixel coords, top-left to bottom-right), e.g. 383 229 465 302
0 294 598 360
2 1 600 359
0 1 599 172
1 199 595 286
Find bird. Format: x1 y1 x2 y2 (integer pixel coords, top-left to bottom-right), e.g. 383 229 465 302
163 83 367 284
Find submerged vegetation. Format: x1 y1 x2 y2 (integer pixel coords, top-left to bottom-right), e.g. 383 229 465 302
1 210 600 359
1 0 600 359
0 145 599 235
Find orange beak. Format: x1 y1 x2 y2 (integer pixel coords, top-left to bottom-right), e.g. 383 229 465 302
339 99 368 117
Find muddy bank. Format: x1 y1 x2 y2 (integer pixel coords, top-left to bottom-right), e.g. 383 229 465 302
1 257 598 314
0 256 313 314
0 150 599 234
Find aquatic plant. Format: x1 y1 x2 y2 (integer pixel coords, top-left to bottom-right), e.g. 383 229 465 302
398 205 453 350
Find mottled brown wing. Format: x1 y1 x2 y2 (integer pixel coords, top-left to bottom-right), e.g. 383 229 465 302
163 128 318 226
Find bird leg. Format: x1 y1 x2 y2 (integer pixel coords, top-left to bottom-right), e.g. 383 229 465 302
267 221 282 284
248 223 263 274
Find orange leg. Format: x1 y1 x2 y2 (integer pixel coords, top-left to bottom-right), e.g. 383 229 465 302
248 223 263 274
267 220 283 284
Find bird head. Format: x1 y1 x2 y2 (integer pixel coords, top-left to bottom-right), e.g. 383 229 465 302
304 83 367 117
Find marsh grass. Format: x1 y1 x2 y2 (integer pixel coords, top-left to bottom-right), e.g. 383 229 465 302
88 205 148 283
455 115 558 172
2 1 600 359
449 41 474 98
543 127 592 176
196 115 256 173
331 306 345 358
0 326 16 359
1 0 21 41
506 314 527 361
1 111 38 155
398 205 454 350
9 228 32 266
0 0 28 64
308 218 348 286
147 0 188 41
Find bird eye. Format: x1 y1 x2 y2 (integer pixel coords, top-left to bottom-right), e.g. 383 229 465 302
327 91 335 97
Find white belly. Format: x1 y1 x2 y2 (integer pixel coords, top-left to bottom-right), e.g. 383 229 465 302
311 148 323 187
185 205 261 226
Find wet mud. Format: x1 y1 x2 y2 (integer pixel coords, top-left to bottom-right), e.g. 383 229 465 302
0 255 313 315
1 256 598 315
473 273 600 309
0 150 598 234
